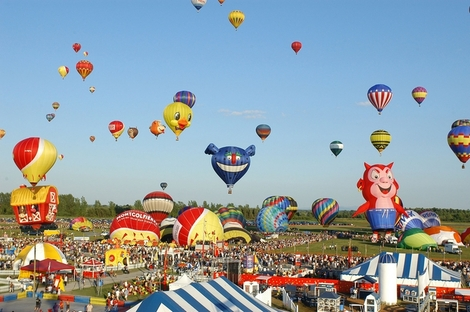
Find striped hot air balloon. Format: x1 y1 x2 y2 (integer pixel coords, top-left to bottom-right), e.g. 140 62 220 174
370 130 391 156
311 198 339 227
447 125 470 168
368 84 392 115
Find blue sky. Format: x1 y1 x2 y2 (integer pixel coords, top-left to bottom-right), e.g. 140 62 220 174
1 1 470 211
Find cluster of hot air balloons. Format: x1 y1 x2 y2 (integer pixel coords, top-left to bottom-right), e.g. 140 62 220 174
188 1 244 30
58 42 94 97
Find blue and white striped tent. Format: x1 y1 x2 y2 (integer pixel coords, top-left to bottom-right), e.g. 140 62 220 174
127 276 281 312
340 252 462 288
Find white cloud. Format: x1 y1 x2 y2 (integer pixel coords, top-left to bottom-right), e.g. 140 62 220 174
218 109 266 119
357 101 372 107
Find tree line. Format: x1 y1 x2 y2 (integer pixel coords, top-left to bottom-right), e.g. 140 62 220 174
0 192 467 222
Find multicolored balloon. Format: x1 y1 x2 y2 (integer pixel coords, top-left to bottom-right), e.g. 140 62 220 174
329 141 343 157
256 206 289 233
108 120 125 141
419 210 441 229
76 60 93 81
12 137 58 187
69 217 93 232
173 91 196 108
149 120 166 139
447 125 470 168
173 207 224 247
451 119 470 129
215 206 247 228
46 113 55 122
58 66 69 79
311 198 339 227
191 0 206 11
255 124 271 142
142 191 174 225
228 10 245 30
89 86 95 93
163 102 192 141
367 84 392 115
370 130 391 155
411 86 427 107
205 143 255 194
262 196 297 221
291 41 302 54
109 210 161 242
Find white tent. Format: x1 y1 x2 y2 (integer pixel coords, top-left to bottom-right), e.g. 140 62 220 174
127 276 279 312
169 274 194 291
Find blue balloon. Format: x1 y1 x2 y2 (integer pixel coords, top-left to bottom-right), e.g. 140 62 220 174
205 144 255 194
256 206 288 233
173 91 196 108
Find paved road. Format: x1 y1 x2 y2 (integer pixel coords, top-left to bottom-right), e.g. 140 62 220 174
1 267 151 312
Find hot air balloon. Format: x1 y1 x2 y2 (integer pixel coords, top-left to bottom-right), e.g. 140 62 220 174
173 207 224 247
76 60 93 81
12 137 58 187
395 210 424 232
329 140 343 157
218 0 225 5
46 113 55 122
127 127 139 140
160 217 176 243
262 196 297 221
205 143 256 194
191 0 206 11
83 51 88 57
72 43 81 53
367 84 392 115
411 86 427 107
163 102 193 141
255 124 271 142
419 211 441 229
89 136 95 143
228 10 245 30
311 198 339 227
108 120 125 141
109 210 161 242
256 206 289 233
451 119 470 129
370 130 391 155
89 86 95 93
215 206 247 228
58 154 64 160
51 102 60 111
291 41 302 54
160 182 167 191
142 191 174 225
58 66 69 79
69 217 93 232
149 120 166 138
11 185 59 227
0 129 5 139
447 125 470 168
173 91 196 108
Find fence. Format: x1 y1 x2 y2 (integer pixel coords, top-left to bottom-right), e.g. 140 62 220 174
282 287 299 312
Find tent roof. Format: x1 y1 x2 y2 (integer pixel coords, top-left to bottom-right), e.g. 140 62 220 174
169 274 194 291
353 276 377 284
128 276 280 312
340 252 461 288
21 258 74 273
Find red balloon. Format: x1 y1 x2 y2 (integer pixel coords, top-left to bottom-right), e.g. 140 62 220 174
291 41 302 54
76 60 93 81
72 43 81 53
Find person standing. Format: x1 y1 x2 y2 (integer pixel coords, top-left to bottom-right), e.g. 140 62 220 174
66 300 70 312
35 297 41 312
64 274 68 286
9 281 13 292
86 302 93 312
59 299 64 312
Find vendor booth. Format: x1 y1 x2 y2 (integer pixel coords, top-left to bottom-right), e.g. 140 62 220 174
81 259 103 278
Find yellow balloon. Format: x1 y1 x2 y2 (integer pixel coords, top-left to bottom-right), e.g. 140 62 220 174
58 66 69 79
0 129 5 139
163 102 193 141
228 10 245 30
370 130 391 155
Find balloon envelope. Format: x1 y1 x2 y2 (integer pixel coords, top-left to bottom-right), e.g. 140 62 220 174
127 127 139 140
228 10 245 30
367 84 392 114
46 113 55 122
370 130 391 155
109 210 160 242
0 129 5 139
215 206 247 228
163 102 193 140
451 119 470 129
108 121 125 141
160 182 167 191
311 198 339 226
411 86 427 106
256 206 288 233
291 41 302 54
76 60 93 81
256 124 271 142
72 43 81 53
89 136 95 142
419 211 441 229
205 144 256 194
142 191 174 225
395 210 424 232
58 66 69 79
173 91 196 108
70 217 93 232
447 125 470 168
149 120 166 138
330 141 343 157
191 0 206 11
52 102 60 110
12 137 58 187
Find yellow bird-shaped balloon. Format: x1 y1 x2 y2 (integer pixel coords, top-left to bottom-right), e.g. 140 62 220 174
163 102 193 141
228 10 245 30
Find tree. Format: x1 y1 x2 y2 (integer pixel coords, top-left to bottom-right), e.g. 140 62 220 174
134 200 143 211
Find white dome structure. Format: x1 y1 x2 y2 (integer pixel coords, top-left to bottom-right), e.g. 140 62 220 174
378 252 397 305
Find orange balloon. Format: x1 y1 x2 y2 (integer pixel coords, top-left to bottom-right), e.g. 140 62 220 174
89 136 95 142
76 60 93 81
